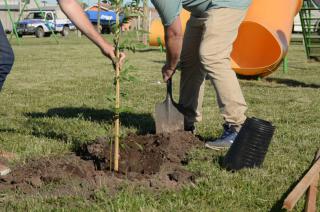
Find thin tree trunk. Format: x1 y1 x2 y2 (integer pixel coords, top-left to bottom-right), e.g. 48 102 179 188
114 60 120 171
113 11 121 172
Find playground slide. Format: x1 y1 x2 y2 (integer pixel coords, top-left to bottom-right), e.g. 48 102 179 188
149 0 303 77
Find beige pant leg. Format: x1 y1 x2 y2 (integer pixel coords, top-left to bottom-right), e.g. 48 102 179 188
199 8 248 130
179 16 206 126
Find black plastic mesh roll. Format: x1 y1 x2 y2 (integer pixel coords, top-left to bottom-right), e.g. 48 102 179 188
222 117 276 171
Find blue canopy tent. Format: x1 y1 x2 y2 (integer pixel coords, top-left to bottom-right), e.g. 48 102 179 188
85 10 124 26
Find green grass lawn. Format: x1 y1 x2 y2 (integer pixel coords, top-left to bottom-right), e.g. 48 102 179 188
1 33 320 211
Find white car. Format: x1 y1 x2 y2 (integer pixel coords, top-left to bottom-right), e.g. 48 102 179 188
17 11 76 38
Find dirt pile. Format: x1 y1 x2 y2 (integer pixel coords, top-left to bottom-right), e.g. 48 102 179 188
79 131 199 175
0 131 202 196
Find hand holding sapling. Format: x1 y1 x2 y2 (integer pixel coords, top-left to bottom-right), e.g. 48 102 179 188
58 0 123 65
100 46 126 68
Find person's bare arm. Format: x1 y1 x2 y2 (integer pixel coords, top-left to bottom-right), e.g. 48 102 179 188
57 0 124 63
162 17 183 82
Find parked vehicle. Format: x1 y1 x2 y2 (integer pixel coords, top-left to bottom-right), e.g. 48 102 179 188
16 11 76 38
85 10 124 34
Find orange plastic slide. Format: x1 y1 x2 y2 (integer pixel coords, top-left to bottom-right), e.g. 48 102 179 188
149 0 303 77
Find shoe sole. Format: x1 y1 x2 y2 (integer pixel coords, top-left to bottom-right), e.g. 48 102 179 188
205 143 230 151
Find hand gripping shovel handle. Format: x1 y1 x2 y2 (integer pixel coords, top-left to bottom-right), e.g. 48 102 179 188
166 79 173 102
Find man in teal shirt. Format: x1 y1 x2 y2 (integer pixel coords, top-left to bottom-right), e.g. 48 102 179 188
151 0 252 149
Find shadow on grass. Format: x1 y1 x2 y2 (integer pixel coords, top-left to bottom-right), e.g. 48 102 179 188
0 128 17 133
309 56 320 62
265 77 320 89
152 60 166 64
195 132 220 143
237 74 260 80
25 107 155 135
217 155 225 167
135 48 163 53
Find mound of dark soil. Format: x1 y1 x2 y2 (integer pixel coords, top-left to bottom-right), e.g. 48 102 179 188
0 132 202 196
79 131 199 175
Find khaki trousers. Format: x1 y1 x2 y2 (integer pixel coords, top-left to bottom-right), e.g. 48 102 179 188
179 8 248 131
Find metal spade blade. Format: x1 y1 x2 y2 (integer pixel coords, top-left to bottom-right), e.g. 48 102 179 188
155 79 184 134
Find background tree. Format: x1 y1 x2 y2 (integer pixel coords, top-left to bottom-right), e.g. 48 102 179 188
142 0 148 45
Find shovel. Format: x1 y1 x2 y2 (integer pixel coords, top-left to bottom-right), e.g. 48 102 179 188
155 79 184 134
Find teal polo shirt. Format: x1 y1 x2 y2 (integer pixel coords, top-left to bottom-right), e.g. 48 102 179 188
151 0 252 26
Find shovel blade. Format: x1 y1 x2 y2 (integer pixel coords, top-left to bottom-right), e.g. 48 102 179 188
155 100 184 134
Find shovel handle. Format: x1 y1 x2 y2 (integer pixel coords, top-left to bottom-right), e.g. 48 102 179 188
166 78 173 100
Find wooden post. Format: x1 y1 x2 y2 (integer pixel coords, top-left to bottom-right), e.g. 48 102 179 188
305 150 320 212
283 150 320 210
